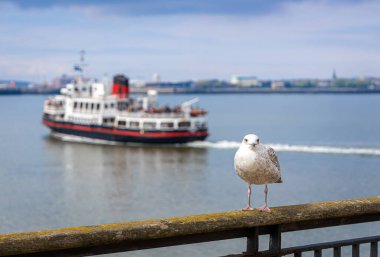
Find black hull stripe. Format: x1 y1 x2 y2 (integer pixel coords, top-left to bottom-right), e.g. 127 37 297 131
43 119 208 144
50 127 208 144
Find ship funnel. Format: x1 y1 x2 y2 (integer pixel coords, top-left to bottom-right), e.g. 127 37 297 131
112 74 129 98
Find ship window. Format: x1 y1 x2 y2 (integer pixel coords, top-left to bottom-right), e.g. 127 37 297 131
80 102 83 109
91 103 94 110
96 104 100 110
73 102 77 109
143 122 156 129
117 102 129 111
110 103 115 109
110 118 115 123
161 122 174 128
104 104 108 109
130 121 140 128
178 121 191 128
195 121 207 129
84 103 88 109
118 120 126 126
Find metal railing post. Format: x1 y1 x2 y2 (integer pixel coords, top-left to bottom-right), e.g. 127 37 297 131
314 249 322 257
269 225 281 256
352 244 359 257
246 228 259 255
370 241 378 257
333 246 341 257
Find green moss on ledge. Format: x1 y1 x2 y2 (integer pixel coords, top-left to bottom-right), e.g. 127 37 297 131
0 196 378 256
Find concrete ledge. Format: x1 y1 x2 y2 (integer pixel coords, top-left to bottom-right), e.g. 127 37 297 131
0 197 379 256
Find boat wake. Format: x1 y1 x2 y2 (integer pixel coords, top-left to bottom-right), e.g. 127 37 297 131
186 141 380 156
50 133 380 156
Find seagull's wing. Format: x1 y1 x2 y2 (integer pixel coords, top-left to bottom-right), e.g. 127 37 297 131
267 146 280 171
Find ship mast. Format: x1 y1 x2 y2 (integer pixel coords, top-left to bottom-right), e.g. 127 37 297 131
74 49 87 77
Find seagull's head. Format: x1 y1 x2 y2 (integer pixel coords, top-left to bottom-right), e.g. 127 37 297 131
242 134 260 148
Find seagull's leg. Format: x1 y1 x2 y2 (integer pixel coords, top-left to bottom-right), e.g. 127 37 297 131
258 184 271 212
242 184 254 211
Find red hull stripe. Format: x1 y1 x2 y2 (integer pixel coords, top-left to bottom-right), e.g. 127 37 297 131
43 121 208 138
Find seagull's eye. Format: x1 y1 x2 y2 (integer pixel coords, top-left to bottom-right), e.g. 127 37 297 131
257 139 259 144
244 138 248 143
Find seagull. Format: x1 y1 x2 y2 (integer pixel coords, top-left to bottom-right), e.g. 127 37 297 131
234 134 282 212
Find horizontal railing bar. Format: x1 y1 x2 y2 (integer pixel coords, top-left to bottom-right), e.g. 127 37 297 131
257 235 380 256
220 235 380 257
0 197 379 256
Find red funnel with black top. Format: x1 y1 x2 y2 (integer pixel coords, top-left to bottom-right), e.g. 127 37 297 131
112 74 129 98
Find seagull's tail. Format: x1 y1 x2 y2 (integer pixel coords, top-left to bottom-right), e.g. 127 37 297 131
276 177 283 183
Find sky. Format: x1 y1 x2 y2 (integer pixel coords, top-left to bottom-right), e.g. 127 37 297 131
0 0 379 82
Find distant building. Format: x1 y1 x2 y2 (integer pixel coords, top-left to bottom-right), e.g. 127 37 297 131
51 74 75 89
153 73 160 83
192 79 232 88
317 80 331 87
271 81 285 89
130 79 146 88
230 75 260 87
8 81 16 88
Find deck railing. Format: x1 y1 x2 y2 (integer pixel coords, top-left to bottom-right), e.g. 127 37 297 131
0 197 379 256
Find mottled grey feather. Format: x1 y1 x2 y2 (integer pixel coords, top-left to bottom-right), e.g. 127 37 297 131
267 147 282 183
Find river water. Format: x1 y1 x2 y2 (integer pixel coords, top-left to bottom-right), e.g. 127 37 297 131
0 94 379 256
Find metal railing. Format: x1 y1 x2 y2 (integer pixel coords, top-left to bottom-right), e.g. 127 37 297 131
0 197 379 256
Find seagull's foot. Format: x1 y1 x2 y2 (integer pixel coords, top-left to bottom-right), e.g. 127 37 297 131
242 206 254 211
257 205 271 212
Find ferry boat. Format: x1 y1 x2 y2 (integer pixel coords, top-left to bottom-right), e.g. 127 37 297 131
42 74 208 144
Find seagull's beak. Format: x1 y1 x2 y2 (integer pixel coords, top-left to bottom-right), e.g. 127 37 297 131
250 142 256 147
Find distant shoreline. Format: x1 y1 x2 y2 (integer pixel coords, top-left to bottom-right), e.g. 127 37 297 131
131 87 380 94
1 87 380 96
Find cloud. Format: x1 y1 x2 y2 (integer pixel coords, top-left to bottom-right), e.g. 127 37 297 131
0 0 379 81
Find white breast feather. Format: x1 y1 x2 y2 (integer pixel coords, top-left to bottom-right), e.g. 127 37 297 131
234 144 281 185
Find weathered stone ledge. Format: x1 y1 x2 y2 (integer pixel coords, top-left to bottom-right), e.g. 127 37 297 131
0 196 379 256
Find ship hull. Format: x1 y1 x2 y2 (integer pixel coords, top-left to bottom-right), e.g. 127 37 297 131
43 119 208 144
